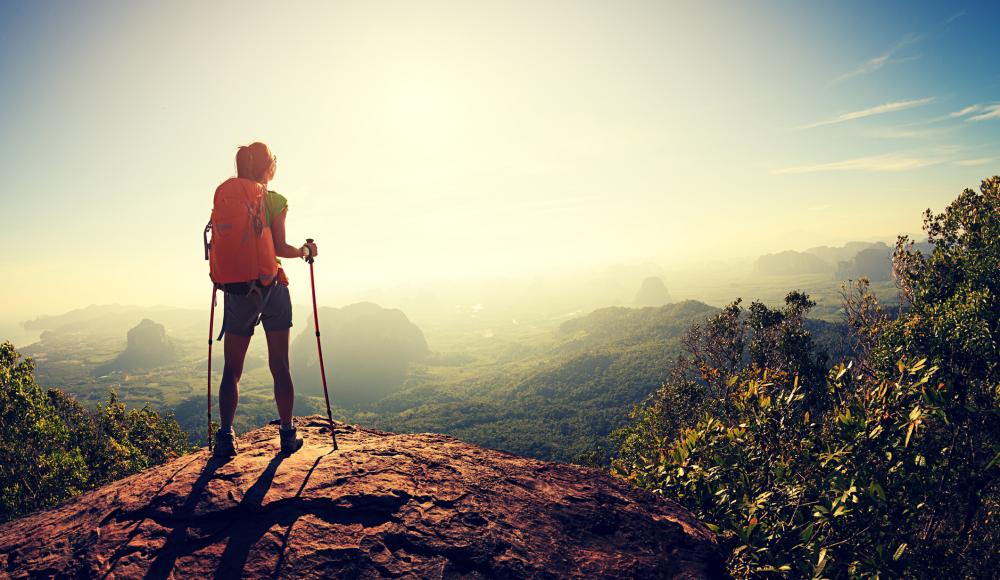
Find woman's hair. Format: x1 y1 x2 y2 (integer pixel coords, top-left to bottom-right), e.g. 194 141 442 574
235 142 274 182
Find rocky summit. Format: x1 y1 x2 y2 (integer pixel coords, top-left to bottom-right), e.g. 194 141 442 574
0 416 722 578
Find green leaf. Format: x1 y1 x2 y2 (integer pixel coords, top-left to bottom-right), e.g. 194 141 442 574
814 547 828 578
986 450 1000 471
869 481 886 501
893 542 908 561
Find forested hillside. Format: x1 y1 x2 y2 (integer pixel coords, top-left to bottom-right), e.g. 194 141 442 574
614 178 1000 577
351 300 823 463
0 342 191 522
342 301 716 461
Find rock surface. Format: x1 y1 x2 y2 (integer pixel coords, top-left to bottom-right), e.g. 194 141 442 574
0 416 723 579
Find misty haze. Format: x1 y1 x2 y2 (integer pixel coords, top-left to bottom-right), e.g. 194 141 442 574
2 2 999 578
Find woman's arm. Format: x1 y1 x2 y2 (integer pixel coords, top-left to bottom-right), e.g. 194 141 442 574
271 208 318 259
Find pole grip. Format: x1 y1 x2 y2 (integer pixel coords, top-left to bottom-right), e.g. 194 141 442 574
305 238 315 264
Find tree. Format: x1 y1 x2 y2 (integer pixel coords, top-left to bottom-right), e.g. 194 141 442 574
0 342 88 521
874 176 1000 567
614 177 1000 577
613 293 828 471
0 341 194 522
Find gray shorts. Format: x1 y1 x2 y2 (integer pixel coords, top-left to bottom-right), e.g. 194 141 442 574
221 283 293 337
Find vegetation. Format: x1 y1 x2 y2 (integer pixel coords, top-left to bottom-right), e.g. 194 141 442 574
0 341 192 523
613 177 1000 577
358 300 721 462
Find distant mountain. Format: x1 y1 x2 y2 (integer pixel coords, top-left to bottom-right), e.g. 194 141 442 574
804 242 882 266
22 304 140 331
754 250 833 276
290 302 429 407
633 277 672 307
557 300 715 350
23 304 204 339
835 243 893 281
95 319 177 374
834 241 936 282
754 241 892 277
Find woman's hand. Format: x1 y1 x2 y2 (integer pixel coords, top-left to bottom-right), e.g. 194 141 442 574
302 240 318 259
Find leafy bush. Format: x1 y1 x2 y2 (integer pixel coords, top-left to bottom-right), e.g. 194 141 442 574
617 359 970 576
614 293 831 472
0 341 193 522
614 178 1000 577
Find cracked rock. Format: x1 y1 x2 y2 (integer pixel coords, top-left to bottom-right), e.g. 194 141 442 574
0 415 723 578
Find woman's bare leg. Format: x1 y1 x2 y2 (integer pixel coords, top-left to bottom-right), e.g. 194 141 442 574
220 333 252 430
265 329 294 425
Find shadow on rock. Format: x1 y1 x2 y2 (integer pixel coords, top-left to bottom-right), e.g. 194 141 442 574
142 450 338 579
214 453 286 579
144 456 227 578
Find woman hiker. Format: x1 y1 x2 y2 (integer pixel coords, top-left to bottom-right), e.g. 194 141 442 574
209 141 318 459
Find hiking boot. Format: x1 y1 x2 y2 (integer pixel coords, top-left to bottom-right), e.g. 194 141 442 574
213 428 238 459
280 425 304 455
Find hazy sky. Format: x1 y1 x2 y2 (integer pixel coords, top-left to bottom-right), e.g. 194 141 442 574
1 0 999 319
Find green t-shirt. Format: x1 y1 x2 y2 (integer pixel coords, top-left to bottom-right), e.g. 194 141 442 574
264 190 288 227
265 190 288 267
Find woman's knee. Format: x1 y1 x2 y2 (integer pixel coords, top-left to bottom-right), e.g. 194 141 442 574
222 364 244 384
268 357 290 377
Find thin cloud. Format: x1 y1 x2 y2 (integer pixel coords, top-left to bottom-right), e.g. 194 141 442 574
899 103 990 126
833 34 921 83
946 103 1000 122
949 105 981 118
798 98 935 130
772 153 937 175
955 158 993 166
968 104 1000 121
943 10 966 26
865 125 952 139
836 55 890 83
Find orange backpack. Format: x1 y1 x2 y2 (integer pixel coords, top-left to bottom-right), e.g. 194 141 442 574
206 177 279 286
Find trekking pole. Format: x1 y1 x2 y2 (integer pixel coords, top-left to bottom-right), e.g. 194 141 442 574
306 238 339 450
206 285 218 451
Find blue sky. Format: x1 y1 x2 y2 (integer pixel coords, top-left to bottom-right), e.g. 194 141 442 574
0 0 998 318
